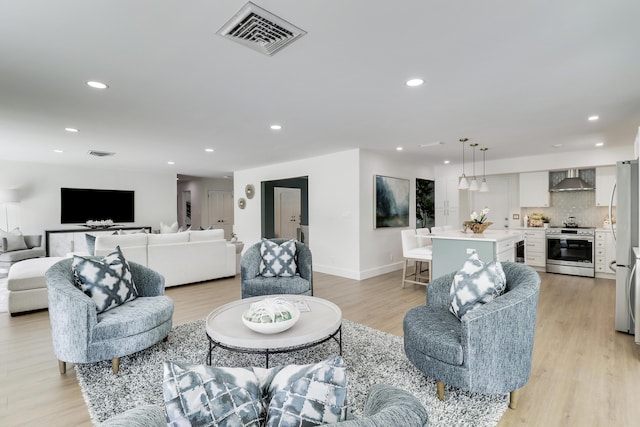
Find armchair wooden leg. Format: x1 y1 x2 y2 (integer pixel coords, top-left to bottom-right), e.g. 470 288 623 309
58 360 66 374
437 381 445 401
112 357 120 375
509 389 520 409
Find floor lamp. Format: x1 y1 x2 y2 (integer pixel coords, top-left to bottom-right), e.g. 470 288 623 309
0 189 20 231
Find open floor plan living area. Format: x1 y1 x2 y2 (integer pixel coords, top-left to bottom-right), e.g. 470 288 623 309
2 1 640 426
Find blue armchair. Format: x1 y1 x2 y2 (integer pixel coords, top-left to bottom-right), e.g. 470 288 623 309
240 239 313 298
403 262 540 409
46 258 174 374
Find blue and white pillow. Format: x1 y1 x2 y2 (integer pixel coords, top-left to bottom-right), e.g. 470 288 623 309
449 252 506 320
72 246 138 313
264 356 348 426
162 357 348 427
259 239 298 277
163 362 265 427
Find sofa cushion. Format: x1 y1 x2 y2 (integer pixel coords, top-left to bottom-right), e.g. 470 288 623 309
163 361 265 426
449 252 506 320
72 246 139 313
259 239 297 277
160 221 179 234
0 227 28 252
188 229 224 242
147 232 189 245
264 356 348 426
93 295 174 341
242 276 311 296
403 305 463 365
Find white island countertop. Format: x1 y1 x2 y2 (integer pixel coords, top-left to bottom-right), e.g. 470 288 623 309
430 229 524 242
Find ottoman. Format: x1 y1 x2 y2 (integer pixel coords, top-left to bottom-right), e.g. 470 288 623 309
8 257 66 315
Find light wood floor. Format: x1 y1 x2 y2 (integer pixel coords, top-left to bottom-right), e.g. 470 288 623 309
1 270 639 426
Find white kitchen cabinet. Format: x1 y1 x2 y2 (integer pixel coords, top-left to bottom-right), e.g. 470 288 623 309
595 166 616 207
496 237 515 262
595 230 616 278
519 172 550 207
435 177 459 227
524 228 546 268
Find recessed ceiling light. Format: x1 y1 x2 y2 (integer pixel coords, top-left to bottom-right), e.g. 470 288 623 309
552 144 563 148
87 81 108 89
167 161 175 165
396 147 403 151
205 148 214 153
64 127 79 133
588 115 599 121
53 149 64 153
270 124 282 130
444 160 450 164
406 78 424 87
595 142 604 147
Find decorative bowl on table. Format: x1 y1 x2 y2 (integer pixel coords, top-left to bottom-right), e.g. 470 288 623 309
242 297 301 334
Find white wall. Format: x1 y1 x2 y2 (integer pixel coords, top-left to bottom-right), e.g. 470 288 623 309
0 159 177 237
234 149 434 280
234 150 362 279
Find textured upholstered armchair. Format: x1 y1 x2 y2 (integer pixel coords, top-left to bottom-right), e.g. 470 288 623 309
97 384 428 427
240 238 313 298
45 258 174 374
403 262 540 409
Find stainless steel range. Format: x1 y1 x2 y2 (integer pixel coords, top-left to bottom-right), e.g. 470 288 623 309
545 226 595 277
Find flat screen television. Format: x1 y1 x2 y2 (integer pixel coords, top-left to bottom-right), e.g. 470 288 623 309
60 188 135 224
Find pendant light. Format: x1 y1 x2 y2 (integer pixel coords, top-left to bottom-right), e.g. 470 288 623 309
479 147 489 192
458 138 469 190
468 143 479 191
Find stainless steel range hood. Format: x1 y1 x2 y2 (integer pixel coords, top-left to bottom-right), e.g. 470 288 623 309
549 169 595 192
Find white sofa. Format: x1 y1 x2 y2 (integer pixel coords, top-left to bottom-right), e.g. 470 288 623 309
94 229 236 287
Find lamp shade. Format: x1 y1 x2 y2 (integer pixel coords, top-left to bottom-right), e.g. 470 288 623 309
469 178 479 192
0 189 19 203
458 175 469 190
479 179 489 192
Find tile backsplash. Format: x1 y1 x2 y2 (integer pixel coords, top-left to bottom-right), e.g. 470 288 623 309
521 191 614 228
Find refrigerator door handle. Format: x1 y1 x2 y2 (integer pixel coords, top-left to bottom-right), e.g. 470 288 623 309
609 179 617 241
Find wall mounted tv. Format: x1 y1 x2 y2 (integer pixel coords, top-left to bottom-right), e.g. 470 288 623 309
60 188 135 224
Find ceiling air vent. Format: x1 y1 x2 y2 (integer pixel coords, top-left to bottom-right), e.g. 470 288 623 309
217 1 306 56
88 150 115 157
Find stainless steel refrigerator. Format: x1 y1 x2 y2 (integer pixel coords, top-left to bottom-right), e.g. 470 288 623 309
613 159 639 338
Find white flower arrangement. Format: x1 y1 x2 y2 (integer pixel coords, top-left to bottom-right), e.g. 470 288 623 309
85 219 114 228
470 208 490 224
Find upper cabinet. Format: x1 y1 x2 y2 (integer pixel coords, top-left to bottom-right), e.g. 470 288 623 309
519 172 550 207
435 177 460 227
596 166 616 207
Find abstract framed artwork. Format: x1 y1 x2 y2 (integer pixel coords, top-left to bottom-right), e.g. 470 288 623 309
374 175 410 228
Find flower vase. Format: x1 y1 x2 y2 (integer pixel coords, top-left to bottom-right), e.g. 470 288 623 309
463 221 493 234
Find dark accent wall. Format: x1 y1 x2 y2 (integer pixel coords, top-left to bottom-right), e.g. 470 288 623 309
261 176 309 238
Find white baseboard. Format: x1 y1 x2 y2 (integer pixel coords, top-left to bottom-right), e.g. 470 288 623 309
314 261 403 281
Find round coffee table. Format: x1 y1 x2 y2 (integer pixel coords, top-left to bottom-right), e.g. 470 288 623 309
205 295 342 367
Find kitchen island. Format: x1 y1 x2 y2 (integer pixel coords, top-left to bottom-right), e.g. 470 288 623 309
430 229 524 278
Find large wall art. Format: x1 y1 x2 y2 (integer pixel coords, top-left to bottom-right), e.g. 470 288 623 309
374 175 409 228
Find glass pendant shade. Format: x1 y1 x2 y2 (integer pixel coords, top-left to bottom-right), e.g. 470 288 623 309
469 177 479 191
479 179 489 192
458 175 469 190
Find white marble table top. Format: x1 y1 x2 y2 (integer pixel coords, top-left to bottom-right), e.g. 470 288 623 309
205 295 342 350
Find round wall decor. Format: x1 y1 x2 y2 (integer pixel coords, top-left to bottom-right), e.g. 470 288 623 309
238 198 246 209
245 184 255 199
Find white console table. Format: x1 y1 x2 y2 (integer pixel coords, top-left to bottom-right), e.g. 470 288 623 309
45 226 152 257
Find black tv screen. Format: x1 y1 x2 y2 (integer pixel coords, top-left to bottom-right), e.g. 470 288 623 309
60 188 135 224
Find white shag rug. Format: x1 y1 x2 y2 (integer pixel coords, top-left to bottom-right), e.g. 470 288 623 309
75 319 509 426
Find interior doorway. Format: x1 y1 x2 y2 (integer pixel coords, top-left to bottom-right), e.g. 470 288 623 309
261 176 309 243
274 187 301 239
208 190 233 238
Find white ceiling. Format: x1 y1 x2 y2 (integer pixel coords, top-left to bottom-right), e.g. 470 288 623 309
1 0 639 178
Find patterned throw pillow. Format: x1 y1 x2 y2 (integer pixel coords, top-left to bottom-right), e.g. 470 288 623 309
264 356 348 426
259 239 298 277
161 357 348 427
163 362 265 427
72 246 138 313
449 252 506 320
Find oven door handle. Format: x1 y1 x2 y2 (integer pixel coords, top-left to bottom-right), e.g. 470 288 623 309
545 236 594 241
